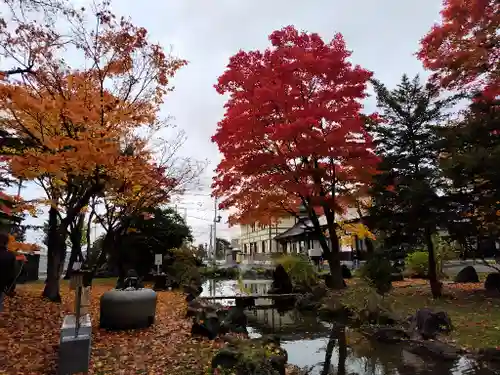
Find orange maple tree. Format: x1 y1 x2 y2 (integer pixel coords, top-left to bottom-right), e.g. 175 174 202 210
0 190 39 253
212 26 379 288
418 0 499 99
0 0 73 78
0 1 186 300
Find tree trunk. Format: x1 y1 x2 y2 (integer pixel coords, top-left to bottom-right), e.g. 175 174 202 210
321 326 337 375
321 324 347 375
42 206 67 302
324 226 345 289
64 214 85 279
64 247 82 279
424 226 442 298
365 237 375 255
337 325 347 375
44 183 104 301
115 229 128 285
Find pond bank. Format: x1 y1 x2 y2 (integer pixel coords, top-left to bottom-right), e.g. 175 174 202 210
197 278 500 375
330 278 500 350
6 277 500 375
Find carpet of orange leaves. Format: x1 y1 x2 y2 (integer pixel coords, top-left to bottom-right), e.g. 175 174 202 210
0 283 222 375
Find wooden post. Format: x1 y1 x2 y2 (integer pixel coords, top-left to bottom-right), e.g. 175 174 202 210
80 286 91 315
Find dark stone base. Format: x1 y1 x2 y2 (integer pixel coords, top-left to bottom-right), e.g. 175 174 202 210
58 314 92 375
153 274 170 291
99 288 157 330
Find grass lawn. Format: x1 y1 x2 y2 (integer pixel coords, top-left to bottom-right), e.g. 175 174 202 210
0 279 222 375
342 278 500 350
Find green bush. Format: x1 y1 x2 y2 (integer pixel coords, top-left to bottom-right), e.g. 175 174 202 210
359 255 393 295
405 251 429 278
404 237 455 279
165 248 201 286
275 254 318 288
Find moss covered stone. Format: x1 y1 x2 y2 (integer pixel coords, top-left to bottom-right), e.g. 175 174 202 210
209 336 288 375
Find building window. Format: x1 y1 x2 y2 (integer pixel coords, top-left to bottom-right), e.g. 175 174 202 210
244 244 248 254
262 240 266 253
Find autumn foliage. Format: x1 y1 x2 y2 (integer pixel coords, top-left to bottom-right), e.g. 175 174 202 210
0 190 39 252
212 26 378 225
0 9 185 190
418 0 499 98
0 1 188 300
212 26 377 226
212 26 378 288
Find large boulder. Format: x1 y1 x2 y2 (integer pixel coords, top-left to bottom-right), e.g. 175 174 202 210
310 282 328 300
191 307 221 340
184 282 203 302
484 273 500 292
365 326 410 344
454 266 479 283
407 308 453 340
294 293 321 311
405 340 462 361
220 306 248 335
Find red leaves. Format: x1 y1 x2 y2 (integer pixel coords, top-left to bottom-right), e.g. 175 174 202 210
418 0 499 96
212 26 379 224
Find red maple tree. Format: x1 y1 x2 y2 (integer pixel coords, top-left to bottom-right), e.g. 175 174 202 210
418 0 499 99
212 26 379 288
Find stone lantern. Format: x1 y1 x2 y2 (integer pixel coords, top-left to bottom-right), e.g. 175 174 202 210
58 265 93 375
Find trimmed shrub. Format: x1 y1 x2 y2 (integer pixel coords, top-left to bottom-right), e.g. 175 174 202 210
165 248 201 286
359 255 393 295
275 254 318 288
404 251 429 278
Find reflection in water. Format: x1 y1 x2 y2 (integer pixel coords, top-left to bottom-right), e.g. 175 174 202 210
201 279 500 375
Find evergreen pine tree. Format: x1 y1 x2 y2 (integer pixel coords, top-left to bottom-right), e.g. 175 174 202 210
367 74 459 298
438 94 500 256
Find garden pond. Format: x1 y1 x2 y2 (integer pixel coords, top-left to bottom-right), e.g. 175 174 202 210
200 279 500 375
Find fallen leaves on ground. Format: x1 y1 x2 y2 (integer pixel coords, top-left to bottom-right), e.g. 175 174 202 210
0 283 223 375
389 280 500 349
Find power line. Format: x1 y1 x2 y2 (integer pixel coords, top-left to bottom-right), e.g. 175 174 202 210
186 215 213 222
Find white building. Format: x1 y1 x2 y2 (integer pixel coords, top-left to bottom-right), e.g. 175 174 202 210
238 216 297 261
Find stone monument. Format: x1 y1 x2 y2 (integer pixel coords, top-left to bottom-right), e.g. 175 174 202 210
58 265 92 375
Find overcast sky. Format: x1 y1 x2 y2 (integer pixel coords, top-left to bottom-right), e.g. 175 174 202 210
12 0 444 248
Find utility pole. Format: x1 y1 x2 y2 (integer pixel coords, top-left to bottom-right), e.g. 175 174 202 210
209 224 213 264
212 196 222 266
213 197 217 266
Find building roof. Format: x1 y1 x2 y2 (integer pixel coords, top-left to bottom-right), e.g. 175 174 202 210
274 207 366 241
